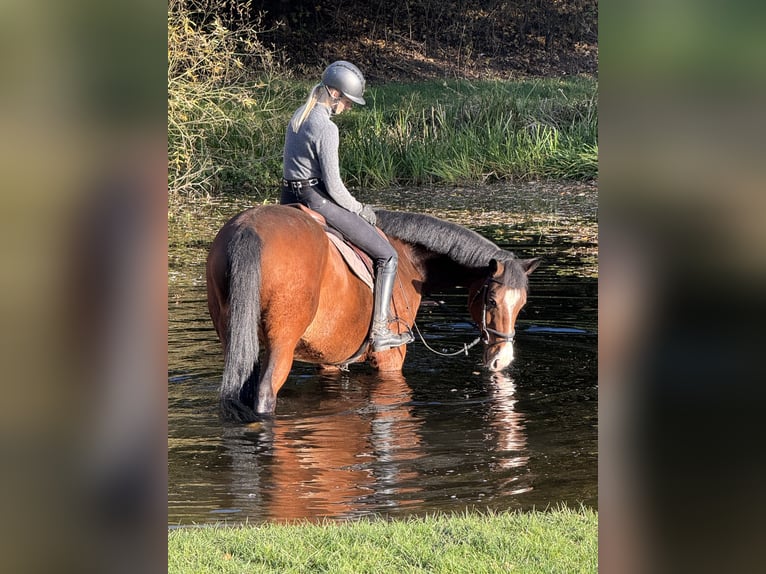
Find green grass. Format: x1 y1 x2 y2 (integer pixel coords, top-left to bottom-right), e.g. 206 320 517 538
169 73 597 203
168 507 597 573
340 78 598 188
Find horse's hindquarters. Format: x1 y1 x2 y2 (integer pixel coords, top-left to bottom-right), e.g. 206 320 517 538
253 205 373 365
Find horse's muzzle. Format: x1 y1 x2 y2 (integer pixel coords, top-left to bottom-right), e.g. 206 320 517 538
484 342 514 372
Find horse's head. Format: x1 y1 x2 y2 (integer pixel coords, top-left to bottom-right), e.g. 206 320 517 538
469 256 540 372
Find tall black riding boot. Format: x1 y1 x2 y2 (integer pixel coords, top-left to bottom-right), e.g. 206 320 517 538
370 266 414 352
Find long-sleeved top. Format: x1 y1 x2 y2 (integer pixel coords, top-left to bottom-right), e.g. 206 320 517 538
283 104 364 214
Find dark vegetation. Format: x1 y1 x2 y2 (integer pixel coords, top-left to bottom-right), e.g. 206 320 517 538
190 0 597 81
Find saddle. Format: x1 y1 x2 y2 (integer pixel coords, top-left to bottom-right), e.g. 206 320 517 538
288 203 375 290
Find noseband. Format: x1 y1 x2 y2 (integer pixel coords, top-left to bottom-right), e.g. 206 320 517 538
473 277 516 347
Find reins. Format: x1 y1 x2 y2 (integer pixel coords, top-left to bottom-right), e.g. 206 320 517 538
411 321 482 357
406 276 514 358
339 268 515 365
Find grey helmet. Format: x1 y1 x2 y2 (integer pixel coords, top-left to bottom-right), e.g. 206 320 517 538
321 61 366 105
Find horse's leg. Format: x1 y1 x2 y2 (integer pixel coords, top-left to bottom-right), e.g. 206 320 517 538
369 347 407 372
256 345 298 414
255 287 318 414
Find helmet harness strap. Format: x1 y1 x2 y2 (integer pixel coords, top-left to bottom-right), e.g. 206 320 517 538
322 83 342 115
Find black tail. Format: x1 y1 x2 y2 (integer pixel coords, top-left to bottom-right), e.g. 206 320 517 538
220 225 262 422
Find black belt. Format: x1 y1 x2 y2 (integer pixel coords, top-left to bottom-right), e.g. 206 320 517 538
282 178 321 190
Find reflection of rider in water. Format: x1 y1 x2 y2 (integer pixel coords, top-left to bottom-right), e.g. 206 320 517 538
280 60 413 352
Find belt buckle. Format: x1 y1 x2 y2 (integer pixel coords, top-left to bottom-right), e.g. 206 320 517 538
283 178 318 190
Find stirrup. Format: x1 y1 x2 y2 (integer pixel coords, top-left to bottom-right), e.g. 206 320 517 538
370 327 414 352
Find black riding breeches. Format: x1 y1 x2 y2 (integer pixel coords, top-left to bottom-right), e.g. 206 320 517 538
281 184 397 270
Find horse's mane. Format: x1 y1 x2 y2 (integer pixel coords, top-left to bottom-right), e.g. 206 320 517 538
374 210 529 288
374 209 500 265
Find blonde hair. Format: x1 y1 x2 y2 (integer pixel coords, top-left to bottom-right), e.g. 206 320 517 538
291 83 325 132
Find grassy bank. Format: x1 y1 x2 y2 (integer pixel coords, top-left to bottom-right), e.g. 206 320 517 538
339 78 597 188
169 76 597 202
168 3 597 203
168 507 597 573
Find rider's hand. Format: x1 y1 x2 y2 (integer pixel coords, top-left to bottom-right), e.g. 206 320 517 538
359 204 377 226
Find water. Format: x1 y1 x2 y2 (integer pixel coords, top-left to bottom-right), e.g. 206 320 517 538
168 183 597 525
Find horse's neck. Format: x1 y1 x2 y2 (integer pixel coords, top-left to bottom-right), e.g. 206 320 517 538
414 252 486 292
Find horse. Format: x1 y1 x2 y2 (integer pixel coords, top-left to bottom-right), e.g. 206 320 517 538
206 205 539 421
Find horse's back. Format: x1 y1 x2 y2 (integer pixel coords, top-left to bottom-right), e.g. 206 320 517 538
212 204 322 242
208 203 331 298
209 204 326 262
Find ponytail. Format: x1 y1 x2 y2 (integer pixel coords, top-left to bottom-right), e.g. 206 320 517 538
291 83 323 132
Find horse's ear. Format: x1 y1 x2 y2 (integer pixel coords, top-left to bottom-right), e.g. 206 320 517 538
520 257 541 275
488 258 504 277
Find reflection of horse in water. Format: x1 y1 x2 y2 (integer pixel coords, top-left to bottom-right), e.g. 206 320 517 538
206 206 539 419
219 372 424 521
488 373 530 478
216 371 531 521
266 372 423 521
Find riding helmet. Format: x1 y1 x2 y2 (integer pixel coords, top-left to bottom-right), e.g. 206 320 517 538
321 61 366 105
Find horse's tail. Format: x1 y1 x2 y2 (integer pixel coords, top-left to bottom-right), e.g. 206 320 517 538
221 225 262 422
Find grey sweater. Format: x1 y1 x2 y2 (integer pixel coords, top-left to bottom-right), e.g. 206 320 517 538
283 104 364 214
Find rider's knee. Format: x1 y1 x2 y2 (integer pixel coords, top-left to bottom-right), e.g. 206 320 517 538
378 252 398 271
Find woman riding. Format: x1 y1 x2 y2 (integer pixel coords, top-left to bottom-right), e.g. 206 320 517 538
280 60 413 352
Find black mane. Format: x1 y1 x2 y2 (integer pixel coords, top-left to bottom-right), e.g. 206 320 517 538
375 209 529 288
375 209 498 265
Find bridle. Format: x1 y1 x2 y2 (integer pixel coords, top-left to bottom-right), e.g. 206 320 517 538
472 277 516 347
405 274 518 359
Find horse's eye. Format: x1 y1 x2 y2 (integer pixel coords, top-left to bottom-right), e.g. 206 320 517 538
487 299 497 309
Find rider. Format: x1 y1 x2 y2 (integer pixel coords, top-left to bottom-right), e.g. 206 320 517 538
280 60 413 352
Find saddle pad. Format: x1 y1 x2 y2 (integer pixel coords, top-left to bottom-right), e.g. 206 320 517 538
286 202 375 290
326 233 374 291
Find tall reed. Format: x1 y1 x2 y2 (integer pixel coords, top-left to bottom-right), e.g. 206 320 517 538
340 79 597 188
167 0 296 199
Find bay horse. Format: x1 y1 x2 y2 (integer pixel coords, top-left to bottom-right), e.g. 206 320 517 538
206 205 539 421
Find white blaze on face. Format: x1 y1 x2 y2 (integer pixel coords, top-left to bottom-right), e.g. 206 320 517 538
485 288 525 372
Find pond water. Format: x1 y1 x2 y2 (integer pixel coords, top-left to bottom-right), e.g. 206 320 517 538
168 182 597 525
